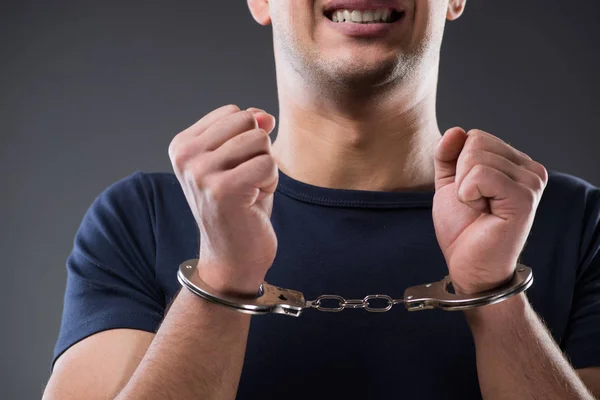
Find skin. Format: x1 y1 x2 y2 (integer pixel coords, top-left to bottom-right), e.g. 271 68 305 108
43 0 600 398
266 0 448 193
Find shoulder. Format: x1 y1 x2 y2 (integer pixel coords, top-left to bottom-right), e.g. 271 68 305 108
70 170 189 288
540 169 599 268
539 169 599 225
533 168 599 245
94 171 182 213
542 169 599 209
135 171 181 193
78 171 186 249
100 171 180 199
546 169 598 194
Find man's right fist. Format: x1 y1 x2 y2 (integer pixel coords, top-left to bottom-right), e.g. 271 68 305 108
168 104 279 296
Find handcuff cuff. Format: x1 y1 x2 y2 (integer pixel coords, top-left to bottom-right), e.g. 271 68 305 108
177 259 533 317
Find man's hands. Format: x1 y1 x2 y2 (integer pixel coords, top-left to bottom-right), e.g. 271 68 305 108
432 127 548 295
169 105 279 296
169 111 548 297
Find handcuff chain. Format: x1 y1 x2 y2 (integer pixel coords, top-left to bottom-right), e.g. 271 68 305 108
309 294 404 313
178 260 533 316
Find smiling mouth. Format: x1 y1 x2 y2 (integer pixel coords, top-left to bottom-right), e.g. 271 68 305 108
324 8 405 24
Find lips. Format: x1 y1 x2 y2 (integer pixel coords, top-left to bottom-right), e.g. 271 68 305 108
321 0 408 39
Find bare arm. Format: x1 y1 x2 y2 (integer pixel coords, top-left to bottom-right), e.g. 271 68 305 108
44 286 252 399
44 329 154 399
116 287 251 399
466 293 599 399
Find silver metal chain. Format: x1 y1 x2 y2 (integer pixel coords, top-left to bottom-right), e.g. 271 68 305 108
308 294 405 313
179 259 534 316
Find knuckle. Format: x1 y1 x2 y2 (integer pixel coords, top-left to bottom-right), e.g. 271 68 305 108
226 130 247 146
168 133 185 158
534 162 549 185
516 149 533 161
230 128 267 148
247 127 266 140
467 132 487 149
237 110 258 130
528 172 544 192
169 144 189 168
467 129 484 138
206 176 230 203
461 150 481 169
520 186 537 207
471 163 488 178
254 129 272 150
167 140 178 161
255 154 276 174
221 104 241 114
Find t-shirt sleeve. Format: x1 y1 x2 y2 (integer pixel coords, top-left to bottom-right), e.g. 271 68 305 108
51 171 165 370
562 183 600 369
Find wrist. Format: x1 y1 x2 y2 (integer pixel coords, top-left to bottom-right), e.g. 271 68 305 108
464 292 530 334
452 274 514 296
195 260 265 297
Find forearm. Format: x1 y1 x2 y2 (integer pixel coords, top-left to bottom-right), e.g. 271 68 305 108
465 293 594 399
115 287 251 400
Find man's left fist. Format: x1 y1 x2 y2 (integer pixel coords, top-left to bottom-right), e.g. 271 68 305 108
432 127 548 295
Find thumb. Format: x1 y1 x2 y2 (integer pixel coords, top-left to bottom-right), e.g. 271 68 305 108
434 127 468 191
247 107 276 134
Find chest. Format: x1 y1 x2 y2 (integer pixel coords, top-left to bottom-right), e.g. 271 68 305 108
154 202 572 399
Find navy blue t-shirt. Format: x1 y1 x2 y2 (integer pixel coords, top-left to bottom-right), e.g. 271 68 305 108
53 168 600 399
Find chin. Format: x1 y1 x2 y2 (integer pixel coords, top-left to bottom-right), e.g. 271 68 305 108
325 56 406 89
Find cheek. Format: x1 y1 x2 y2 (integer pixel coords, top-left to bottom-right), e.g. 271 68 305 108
411 0 447 48
272 1 315 41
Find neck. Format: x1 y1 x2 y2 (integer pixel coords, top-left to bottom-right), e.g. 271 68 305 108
272 65 442 193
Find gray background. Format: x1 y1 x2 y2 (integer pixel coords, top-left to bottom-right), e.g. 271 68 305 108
2 1 599 398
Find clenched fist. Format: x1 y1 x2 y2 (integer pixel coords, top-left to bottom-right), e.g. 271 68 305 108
169 105 279 296
433 128 548 295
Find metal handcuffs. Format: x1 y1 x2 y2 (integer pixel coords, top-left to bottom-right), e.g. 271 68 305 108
177 259 533 317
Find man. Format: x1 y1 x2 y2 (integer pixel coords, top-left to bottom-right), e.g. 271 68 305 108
43 0 600 398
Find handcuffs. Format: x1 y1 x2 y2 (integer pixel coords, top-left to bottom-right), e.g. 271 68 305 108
177 259 533 317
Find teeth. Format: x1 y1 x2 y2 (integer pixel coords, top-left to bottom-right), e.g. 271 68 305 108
381 9 390 21
328 8 396 23
343 10 351 22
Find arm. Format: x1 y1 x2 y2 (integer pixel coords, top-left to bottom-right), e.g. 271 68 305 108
431 129 600 398
44 329 154 399
465 293 598 399
44 273 253 400
116 287 252 399
45 105 279 399
578 368 600 397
